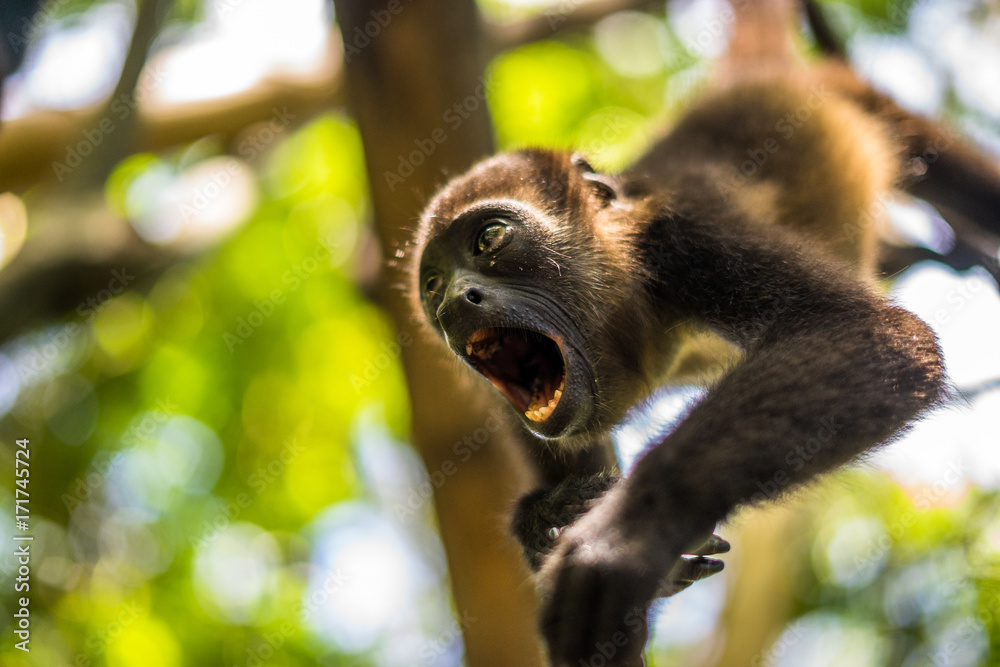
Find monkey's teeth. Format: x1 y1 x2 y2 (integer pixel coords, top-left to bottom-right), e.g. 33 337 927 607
524 376 567 422
526 394 562 422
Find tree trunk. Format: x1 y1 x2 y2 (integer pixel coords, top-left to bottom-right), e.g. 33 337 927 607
332 2 545 665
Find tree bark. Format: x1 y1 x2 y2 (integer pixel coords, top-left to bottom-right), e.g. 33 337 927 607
332 1 544 665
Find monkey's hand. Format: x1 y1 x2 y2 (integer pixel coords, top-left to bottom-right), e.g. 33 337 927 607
513 474 727 590
536 489 665 667
511 473 620 571
535 485 725 667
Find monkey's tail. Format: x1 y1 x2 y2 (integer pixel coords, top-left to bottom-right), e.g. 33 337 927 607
798 2 1000 276
881 104 1000 284
845 81 1000 280
724 0 799 71
724 0 999 271
725 0 845 66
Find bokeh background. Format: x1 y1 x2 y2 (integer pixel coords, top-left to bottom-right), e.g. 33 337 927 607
0 0 998 665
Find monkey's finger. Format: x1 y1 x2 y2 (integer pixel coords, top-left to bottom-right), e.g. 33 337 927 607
675 555 725 580
685 534 730 556
658 556 724 597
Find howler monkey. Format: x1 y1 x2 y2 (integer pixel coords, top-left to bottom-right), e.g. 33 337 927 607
407 1 996 665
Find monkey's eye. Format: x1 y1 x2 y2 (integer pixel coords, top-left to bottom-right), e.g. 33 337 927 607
474 220 510 255
423 273 443 301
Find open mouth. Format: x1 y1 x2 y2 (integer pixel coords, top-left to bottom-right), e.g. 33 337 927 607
465 328 566 422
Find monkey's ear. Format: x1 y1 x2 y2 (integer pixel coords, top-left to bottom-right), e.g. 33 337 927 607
571 153 618 205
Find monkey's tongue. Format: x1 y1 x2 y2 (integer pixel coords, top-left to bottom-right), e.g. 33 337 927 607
465 328 566 422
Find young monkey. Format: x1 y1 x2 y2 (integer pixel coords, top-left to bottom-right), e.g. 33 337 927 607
407 1 997 664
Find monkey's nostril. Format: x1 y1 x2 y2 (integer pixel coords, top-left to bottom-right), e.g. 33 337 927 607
465 288 483 304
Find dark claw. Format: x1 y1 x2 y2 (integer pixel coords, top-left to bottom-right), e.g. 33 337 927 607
658 555 725 597
684 534 730 556
688 533 731 556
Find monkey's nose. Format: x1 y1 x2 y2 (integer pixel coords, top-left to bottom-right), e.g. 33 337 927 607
436 282 488 325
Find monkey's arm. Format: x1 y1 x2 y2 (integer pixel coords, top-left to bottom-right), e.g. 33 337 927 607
538 204 945 665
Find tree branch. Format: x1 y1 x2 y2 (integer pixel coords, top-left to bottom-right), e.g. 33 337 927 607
0 194 184 343
0 36 343 191
68 0 174 191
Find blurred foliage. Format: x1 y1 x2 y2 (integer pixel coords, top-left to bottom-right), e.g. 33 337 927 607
754 472 1000 667
0 111 414 665
488 21 705 169
830 0 916 31
0 0 998 666
41 0 204 25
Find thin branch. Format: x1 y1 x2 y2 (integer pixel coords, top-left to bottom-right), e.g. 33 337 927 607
802 0 845 59
0 46 343 191
878 240 1000 286
69 0 174 191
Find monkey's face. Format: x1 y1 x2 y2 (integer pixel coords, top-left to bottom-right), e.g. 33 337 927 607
412 150 648 441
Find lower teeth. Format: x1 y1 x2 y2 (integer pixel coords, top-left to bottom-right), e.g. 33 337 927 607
525 377 566 422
